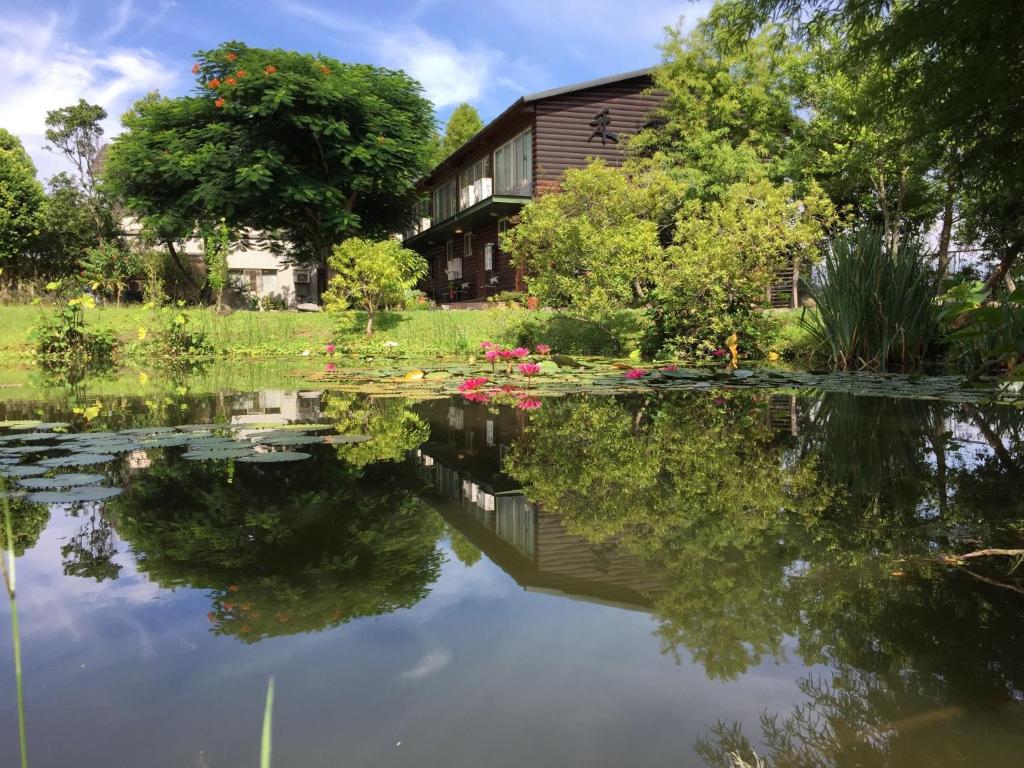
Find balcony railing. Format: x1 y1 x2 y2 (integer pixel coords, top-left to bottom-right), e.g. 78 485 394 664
459 177 493 210
403 216 433 240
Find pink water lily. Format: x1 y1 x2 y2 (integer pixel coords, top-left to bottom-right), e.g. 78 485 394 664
463 391 491 403
516 397 542 411
480 340 496 350
711 348 727 358
624 368 648 379
534 343 551 355
510 347 530 359
325 363 336 372
325 343 336 355
458 377 489 392
517 362 541 378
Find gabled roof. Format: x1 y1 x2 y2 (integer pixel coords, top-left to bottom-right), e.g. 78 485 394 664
419 66 656 187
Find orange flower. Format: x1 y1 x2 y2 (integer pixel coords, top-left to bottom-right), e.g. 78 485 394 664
208 78 221 89
225 76 237 86
215 98 225 108
191 62 201 74
263 64 277 74
320 65 331 75
226 51 238 62
235 69 246 78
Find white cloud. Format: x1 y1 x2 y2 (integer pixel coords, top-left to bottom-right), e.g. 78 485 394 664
0 11 177 180
282 2 493 108
399 649 452 681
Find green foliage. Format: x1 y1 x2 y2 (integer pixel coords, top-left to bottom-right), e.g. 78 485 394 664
104 43 435 266
630 11 810 197
432 103 484 164
939 281 1024 378
156 305 215 358
805 228 939 371
656 179 833 356
79 242 143 305
323 395 429 466
31 173 100 281
32 280 117 376
324 237 427 335
0 128 45 277
43 99 107 194
202 218 230 309
500 161 675 335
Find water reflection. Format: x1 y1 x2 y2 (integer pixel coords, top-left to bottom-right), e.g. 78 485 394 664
1 385 1023 767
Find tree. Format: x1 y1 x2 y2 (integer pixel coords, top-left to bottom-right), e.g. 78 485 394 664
501 160 677 323
434 103 484 164
323 237 427 335
202 218 230 310
44 100 118 248
629 10 811 200
104 43 436 283
79 241 144 305
726 0 1024 295
655 179 833 354
32 173 100 280
0 128 45 279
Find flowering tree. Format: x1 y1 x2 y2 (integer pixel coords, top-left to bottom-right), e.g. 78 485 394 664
323 238 426 335
104 42 435 286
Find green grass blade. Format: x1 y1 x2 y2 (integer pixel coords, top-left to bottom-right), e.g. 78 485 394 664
261 676 275 768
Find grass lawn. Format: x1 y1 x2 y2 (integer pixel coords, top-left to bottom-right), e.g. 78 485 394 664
0 304 542 359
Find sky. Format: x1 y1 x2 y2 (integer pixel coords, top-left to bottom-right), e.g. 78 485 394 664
1 0 713 181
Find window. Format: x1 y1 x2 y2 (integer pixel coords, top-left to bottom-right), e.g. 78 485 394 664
494 129 531 195
432 178 456 222
261 269 278 293
484 243 494 271
445 240 462 280
463 232 472 259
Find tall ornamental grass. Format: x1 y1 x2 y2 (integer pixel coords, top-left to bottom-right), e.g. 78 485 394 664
805 229 938 371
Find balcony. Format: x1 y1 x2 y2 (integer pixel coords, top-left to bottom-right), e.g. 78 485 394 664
459 177 493 209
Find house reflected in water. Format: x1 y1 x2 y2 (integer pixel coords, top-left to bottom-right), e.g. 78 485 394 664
410 399 664 611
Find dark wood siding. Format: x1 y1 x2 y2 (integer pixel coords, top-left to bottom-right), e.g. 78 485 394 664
416 220 518 302
533 76 663 193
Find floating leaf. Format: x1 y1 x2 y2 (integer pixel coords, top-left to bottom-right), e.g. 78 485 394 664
0 420 41 429
236 451 312 463
0 464 47 478
255 435 326 447
323 434 373 445
424 371 453 380
16 473 105 489
39 453 116 467
182 448 256 460
26 486 123 504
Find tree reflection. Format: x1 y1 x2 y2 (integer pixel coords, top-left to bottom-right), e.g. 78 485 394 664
61 505 122 581
504 391 1024 765
109 450 445 642
323 394 430 467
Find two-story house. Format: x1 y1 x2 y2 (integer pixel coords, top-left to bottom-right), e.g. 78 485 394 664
402 68 664 305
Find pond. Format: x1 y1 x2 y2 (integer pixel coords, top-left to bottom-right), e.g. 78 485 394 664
1 377 1023 767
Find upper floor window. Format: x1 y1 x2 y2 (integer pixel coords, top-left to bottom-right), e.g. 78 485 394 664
433 178 457 222
494 129 532 195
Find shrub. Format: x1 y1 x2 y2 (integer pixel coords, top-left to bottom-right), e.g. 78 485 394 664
32 281 117 375
324 238 427 335
939 280 1024 377
805 228 939 371
157 307 215 357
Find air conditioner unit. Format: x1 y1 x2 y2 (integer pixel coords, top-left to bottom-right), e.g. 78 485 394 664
293 269 310 284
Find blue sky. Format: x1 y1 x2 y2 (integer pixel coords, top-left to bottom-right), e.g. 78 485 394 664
1 0 713 180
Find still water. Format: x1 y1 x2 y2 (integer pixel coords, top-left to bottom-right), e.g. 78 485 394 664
1 382 1022 767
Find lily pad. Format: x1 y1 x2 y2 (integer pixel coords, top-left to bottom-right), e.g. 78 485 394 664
16 473 106 489
323 434 373 445
255 435 326 447
537 360 560 374
0 464 47 478
39 453 116 467
181 448 256 460
424 371 453 380
26 486 123 504
236 451 312 463
0 420 41 429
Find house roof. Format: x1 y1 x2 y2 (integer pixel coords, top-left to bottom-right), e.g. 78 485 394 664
418 66 656 187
